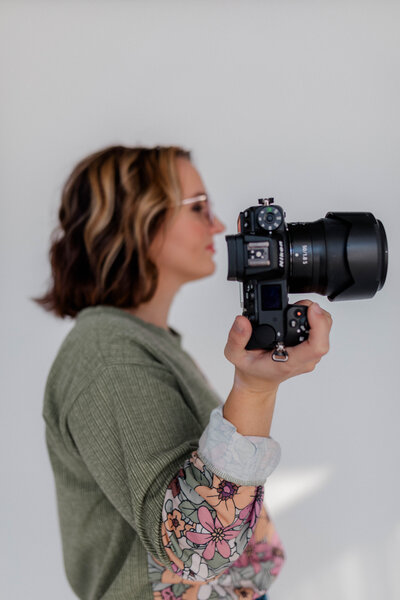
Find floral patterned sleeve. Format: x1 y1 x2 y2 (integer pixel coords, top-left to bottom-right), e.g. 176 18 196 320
154 405 284 596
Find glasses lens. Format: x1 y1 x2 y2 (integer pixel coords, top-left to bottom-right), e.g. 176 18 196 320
206 199 215 225
182 195 215 225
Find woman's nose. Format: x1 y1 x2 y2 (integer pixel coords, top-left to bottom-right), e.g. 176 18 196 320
211 215 226 234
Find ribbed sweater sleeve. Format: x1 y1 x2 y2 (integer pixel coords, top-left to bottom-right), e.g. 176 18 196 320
67 361 282 586
68 362 203 566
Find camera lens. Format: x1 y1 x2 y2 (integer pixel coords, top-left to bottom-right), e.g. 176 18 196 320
287 212 388 300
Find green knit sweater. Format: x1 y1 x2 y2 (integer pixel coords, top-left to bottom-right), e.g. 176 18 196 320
43 305 284 600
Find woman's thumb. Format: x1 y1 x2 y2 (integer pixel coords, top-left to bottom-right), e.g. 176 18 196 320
224 316 252 362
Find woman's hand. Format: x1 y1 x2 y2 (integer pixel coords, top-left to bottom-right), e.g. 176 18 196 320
224 300 333 395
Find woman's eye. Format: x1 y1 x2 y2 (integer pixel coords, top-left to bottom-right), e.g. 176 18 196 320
191 203 204 213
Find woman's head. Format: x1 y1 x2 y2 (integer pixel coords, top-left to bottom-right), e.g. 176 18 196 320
33 144 225 318
148 156 225 290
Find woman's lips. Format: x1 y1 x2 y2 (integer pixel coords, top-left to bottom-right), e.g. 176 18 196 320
205 244 215 253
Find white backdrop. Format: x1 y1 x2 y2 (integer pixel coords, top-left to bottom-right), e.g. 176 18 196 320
1 1 399 599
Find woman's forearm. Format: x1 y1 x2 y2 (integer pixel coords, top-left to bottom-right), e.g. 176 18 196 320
223 371 278 437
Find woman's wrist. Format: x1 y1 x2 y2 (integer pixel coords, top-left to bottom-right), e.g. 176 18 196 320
223 371 279 437
233 368 279 400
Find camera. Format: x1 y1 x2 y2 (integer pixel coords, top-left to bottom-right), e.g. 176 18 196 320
226 198 388 358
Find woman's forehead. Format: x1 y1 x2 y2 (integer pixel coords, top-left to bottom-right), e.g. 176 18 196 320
176 157 205 196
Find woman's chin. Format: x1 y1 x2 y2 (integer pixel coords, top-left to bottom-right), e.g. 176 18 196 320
186 261 216 282
202 261 217 278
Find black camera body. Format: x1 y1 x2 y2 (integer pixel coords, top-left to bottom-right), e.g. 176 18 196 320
226 198 388 352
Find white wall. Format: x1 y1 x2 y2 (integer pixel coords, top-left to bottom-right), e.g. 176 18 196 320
1 1 399 599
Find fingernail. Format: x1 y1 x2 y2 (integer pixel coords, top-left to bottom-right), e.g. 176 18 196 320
312 302 323 315
233 317 244 333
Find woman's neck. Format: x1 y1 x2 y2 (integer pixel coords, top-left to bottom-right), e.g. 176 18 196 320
124 276 181 331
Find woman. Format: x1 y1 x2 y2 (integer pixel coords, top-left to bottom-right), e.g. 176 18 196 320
35 145 332 600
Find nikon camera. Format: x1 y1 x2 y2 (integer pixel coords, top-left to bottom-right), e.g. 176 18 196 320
225 198 388 354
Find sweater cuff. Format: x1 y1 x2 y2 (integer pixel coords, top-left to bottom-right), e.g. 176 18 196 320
197 405 281 486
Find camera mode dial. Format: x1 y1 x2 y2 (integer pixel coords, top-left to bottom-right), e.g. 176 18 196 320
257 206 283 232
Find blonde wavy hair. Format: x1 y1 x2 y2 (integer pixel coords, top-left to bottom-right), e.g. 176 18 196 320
33 144 191 318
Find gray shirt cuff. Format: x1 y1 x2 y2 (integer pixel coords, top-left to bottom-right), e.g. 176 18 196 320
197 405 281 486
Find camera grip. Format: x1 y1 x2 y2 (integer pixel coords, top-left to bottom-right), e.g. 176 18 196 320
245 324 276 351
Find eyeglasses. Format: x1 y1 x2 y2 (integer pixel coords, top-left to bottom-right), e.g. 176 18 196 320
181 193 215 225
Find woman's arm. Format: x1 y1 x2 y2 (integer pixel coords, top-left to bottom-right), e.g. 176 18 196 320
223 300 333 436
159 300 332 585
223 383 277 437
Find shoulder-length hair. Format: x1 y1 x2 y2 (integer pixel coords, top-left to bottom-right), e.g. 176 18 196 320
32 144 191 318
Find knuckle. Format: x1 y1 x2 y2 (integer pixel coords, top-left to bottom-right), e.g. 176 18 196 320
312 344 329 358
320 344 330 356
223 345 231 361
309 349 320 361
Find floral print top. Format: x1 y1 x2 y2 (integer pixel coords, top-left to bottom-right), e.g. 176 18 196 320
147 406 285 600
